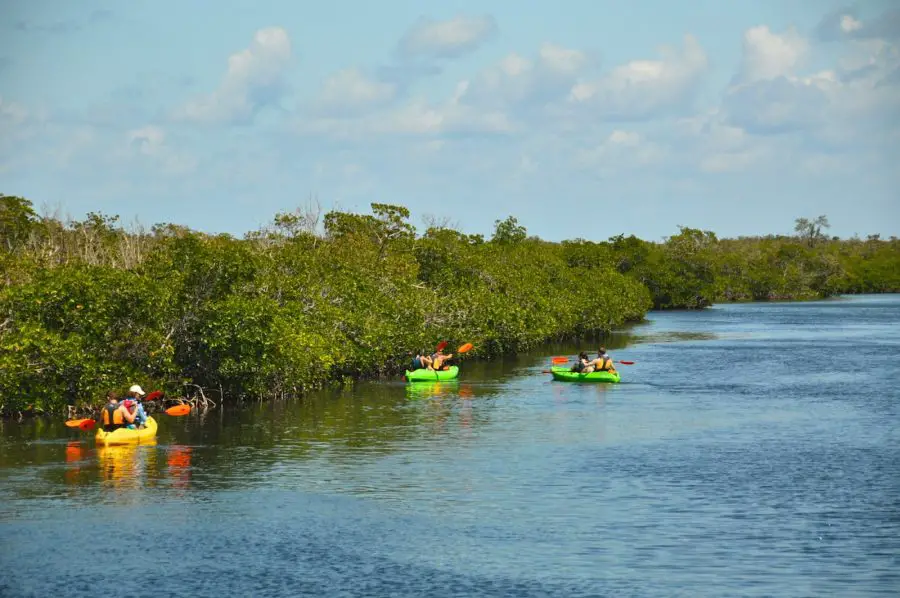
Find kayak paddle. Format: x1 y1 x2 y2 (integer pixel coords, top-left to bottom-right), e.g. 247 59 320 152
550 355 634 365
457 342 473 353
165 404 191 416
436 340 448 352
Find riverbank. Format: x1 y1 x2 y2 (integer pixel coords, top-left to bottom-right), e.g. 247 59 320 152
2 196 898 414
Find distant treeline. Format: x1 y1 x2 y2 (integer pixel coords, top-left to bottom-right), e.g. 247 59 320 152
1 195 897 413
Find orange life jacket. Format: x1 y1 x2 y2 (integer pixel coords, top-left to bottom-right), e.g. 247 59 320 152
102 404 126 431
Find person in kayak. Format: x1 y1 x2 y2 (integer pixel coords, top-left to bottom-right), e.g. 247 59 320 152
411 350 433 371
431 348 454 371
101 391 137 431
101 392 123 432
126 384 149 429
585 347 617 375
570 352 591 372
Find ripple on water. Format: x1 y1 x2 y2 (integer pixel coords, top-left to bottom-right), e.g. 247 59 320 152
2 295 899 597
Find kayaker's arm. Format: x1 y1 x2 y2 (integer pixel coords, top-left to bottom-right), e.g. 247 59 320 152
118 405 136 423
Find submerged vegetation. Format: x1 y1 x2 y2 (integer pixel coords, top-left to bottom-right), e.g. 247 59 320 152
2 194 898 413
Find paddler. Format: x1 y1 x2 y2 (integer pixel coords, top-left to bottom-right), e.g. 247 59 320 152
125 384 149 429
585 347 617 375
431 348 454 371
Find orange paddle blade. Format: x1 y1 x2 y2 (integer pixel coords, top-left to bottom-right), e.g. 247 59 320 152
165 404 191 416
551 356 569 364
78 419 96 431
457 343 473 353
145 390 164 401
65 419 88 428
436 341 448 352
616 360 635 365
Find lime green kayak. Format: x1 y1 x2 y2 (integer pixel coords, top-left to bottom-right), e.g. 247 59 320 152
550 366 620 384
405 366 459 381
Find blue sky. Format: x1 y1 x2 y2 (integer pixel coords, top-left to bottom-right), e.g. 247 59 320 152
1 1 898 242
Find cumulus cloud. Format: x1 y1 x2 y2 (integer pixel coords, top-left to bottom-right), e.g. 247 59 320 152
724 16 900 138
816 7 900 42
566 34 709 121
316 68 396 115
0 96 29 128
670 110 773 173
735 25 808 83
398 15 497 59
174 27 292 124
723 75 830 134
299 80 513 139
462 43 595 109
5 8 900 219
126 126 197 175
576 129 667 175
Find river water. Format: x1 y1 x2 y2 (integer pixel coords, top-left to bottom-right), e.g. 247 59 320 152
1 295 898 597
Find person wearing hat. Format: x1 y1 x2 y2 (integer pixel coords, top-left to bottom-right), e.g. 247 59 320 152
126 384 149 429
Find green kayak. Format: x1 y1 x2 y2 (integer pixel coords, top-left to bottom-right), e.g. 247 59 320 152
550 366 621 384
405 366 459 382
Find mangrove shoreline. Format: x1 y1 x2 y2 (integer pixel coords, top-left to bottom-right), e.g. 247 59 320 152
2 195 898 416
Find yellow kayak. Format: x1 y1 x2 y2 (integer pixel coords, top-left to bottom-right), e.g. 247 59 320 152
95 416 158 446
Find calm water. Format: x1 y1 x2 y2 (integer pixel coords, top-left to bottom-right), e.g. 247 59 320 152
1 295 898 597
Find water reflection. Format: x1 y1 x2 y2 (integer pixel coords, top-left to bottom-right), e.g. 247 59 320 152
63 441 86 487
404 380 460 401
166 445 192 493
97 441 158 497
65 441 84 463
548 376 613 404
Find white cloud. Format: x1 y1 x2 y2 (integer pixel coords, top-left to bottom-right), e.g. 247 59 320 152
576 129 667 174
175 27 292 124
298 80 514 139
538 43 590 76
4 9 899 233
462 43 593 109
841 15 863 34
316 68 396 114
126 125 197 175
816 8 900 43
398 14 497 59
0 98 50 173
128 125 165 155
735 25 807 83
725 17 900 138
0 96 29 127
566 34 709 120
724 75 829 134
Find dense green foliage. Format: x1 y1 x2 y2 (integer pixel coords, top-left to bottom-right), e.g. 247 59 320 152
2 194 898 414
563 217 900 308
